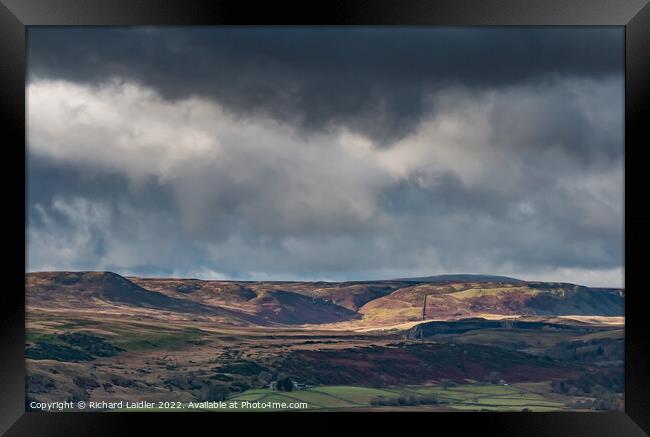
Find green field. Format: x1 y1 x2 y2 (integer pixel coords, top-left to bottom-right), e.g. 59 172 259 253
106 326 207 351
116 383 567 412
27 317 208 353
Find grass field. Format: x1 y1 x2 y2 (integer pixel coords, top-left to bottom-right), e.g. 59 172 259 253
236 383 567 411
115 383 568 412
27 316 209 352
449 287 535 300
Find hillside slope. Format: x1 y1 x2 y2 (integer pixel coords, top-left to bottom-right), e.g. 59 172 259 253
26 272 268 326
359 280 624 323
26 272 624 327
129 277 360 324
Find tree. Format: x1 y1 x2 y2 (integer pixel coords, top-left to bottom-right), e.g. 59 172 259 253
485 371 502 384
201 383 230 401
257 370 273 386
276 377 294 392
439 379 456 390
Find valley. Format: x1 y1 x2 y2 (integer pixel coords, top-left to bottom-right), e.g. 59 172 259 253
25 271 624 412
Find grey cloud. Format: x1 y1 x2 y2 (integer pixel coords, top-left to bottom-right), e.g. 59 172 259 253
26 28 624 287
27 27 623 144
488 78 623 162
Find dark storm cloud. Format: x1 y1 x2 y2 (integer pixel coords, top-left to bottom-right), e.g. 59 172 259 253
27 27 623 143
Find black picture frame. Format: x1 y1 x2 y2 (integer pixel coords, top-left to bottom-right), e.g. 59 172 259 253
1 1 649 435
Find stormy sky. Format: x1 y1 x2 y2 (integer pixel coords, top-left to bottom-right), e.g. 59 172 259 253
26 27 624 287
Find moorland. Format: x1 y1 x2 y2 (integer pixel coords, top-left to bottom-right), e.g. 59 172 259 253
25 271 624 411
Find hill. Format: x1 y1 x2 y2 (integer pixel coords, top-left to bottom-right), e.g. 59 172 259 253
25 271 625 411
26 271 624 327
393 274 524 283
26 271 270 326
358 280 623 323
26 272 360 325
128 277 360 324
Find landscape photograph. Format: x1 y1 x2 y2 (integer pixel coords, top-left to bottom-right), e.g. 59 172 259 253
26 27 624 412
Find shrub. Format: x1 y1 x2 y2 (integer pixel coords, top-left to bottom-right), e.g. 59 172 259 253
276 377 294 392
370 393 439 407
370 396 398 406
57 332 124 357
26 374 56 394
26 343 94 362
73 376 100 390
200 384 230 402
214 361 268 376
550 369 623 396
110 375 136 388
593 394 624 411
439 379 457 390
484 371 502 384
